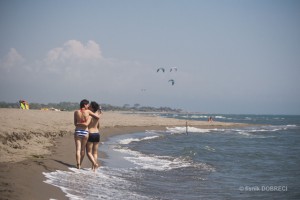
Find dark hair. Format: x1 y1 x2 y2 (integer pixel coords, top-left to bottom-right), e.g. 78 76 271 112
90 101 100 112
80 99 89 108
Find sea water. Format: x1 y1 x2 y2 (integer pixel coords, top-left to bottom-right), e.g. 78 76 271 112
44 114 300 199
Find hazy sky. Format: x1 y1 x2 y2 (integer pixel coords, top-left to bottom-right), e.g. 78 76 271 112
1 0 299 114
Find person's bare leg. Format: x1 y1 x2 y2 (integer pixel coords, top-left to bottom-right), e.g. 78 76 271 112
86 142 97 171
80 137 88 166
92 142 99 169
74 137 81 169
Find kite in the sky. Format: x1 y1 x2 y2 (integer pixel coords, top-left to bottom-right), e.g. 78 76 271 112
157 67 165 72
170 67 178 72
168 79 175 85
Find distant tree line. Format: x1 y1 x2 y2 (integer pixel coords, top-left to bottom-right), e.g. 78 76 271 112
0 101 182 112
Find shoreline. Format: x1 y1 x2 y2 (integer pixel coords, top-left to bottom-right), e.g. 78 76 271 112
0 126 167 200
0 108 249 200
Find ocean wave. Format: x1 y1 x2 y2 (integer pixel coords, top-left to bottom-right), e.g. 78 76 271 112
204 145 216 152
286 124 297 127
113 147 215 172
255 125 297 131
215 116 227 119
224 124 298 138
118 135 160 145
164 124 297 137
187 115 231 120
166 126 210 134
190 115 209 119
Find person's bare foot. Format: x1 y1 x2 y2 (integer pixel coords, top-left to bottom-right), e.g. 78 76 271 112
77 163 80 169
93 163 99 172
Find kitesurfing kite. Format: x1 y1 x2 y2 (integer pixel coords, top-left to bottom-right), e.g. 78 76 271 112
170 67 178 72
157 67 165 72
168 79 175 85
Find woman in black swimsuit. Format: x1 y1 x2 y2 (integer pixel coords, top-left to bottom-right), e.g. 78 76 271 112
86 101 102 171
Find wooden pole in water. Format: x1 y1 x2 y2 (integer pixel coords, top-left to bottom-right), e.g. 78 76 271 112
186 112 188 135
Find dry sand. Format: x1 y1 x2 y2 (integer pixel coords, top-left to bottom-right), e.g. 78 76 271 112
0 108 247 200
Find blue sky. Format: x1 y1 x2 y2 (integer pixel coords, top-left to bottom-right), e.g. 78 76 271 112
0 0 299 114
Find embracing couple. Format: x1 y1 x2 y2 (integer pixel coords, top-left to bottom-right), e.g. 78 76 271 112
73 99 102 171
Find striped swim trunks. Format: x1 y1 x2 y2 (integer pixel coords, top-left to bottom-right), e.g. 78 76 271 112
75 129 89 137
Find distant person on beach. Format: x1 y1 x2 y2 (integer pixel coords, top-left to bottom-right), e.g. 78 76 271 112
208 116 213 122
86 101 102 171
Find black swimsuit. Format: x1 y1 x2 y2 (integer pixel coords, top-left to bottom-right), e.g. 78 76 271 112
88 132 100 142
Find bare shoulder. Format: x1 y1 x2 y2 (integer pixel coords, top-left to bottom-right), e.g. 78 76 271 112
85 110 92 114
83 109 90 114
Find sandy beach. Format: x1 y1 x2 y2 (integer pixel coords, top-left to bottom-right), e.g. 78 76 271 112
0 108 247 200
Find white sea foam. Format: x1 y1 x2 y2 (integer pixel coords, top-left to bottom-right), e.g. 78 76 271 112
43 167 150 200
118 135 160 144
113 147 215 172
166 126 211 134
227 124 298 138
190 115 209 119
204 145 216 152
118 138 140 144
215 116 226 119
236 130 252 137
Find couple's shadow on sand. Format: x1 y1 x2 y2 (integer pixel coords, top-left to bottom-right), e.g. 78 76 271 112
53 159 74 168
